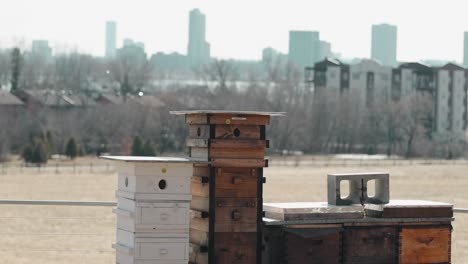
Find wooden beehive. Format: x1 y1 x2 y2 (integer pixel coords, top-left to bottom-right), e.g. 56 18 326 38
263 201 453 264
171 110 284 264
102 156 205 264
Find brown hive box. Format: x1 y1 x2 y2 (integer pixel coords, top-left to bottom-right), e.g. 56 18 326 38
171 110 285 264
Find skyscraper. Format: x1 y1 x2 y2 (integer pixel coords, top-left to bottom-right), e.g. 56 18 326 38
31 40 52 59
106 21 117 59
318 41 332 61
464 32 468 67
288 31 320 69
371 24 397 66
187 9 210 67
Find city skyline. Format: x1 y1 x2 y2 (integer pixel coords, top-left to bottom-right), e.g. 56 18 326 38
2 0 468 62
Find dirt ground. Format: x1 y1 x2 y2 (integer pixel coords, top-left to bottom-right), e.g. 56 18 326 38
0 163 466 263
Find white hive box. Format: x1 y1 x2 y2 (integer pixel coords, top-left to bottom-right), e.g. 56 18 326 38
114 229 189 264
102 156 204 200
114 197 190 234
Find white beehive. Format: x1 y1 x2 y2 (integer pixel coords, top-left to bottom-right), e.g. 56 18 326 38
113 229 189 264
101 156 203 264
114 197 190 234
109 156 194 200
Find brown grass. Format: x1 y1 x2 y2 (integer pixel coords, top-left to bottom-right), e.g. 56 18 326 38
0 163 467 263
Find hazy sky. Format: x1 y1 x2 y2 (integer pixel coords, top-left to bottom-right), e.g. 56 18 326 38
2 0 468 62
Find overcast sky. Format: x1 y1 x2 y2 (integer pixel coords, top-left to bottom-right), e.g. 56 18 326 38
2 0 468 62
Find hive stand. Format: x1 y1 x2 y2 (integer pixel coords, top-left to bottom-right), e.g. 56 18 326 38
171 110 284 264
102 156 206 264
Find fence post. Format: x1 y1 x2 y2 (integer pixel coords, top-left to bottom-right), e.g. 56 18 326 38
73 163 76 173
90 162 93 172
55 163 59 174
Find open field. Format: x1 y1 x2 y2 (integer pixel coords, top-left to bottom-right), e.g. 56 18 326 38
0 162 467 263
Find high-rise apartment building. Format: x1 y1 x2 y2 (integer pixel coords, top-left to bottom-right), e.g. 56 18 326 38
187 9 210 67
106 21 117 59
371 24 397 66
288 31 320 69
31 40 52 59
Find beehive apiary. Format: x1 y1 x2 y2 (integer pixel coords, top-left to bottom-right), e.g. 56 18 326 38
102 156 206 264
171 110 284 264
263 173 454 264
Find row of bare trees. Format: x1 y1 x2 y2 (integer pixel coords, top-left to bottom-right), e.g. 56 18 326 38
0 47 465 160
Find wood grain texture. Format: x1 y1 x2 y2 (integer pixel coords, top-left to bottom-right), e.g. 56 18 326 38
190 229 209 245
210 147 265 159
193 165 210 177
215 167 257 198
186 139 209 147
186 114 208 124
209 114 270 125
343 226 398 264
192 178 209 198
399 226 451 264
211 158 267 168
285 231 342 264
188 125 210 139
191 196 209 212
191 216 209 232
190 147 209 160
214 125 261 139
214 198 257 232
214 233 257 264
210 139 267 149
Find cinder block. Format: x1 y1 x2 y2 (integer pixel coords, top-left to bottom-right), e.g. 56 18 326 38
327 173 389 205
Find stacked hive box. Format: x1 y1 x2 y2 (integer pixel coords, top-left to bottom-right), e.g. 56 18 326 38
262 172 454 264
171 110 284 264
102 156 202 264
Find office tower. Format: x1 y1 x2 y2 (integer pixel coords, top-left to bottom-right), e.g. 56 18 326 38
106 21 117 59
187 9 211 67
31 40 52 59
318 41 332 61
464 32 468 67
371 24 397 66
288 31 320 69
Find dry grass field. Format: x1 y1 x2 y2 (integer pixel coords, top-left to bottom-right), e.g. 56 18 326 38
0 161 467 263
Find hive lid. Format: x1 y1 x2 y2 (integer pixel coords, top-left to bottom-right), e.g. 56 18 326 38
100 156 209 164
170 110 286 116
264 202 364 221
364 200 453 218
365 200 453 209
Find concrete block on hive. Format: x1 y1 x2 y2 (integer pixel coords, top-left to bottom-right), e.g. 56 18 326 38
327 173 389 205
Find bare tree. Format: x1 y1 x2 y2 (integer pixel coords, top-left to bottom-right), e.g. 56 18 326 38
400 93 433 158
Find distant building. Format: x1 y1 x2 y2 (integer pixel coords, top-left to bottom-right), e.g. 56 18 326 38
349 59 393 107
464 32 468 67
433 63 467 139
117 39 147 62
106 21 117 59
312 58 468 140
187 9 211 67
150 52 188 72
288 31 320 69
371 24 397 66
0 91 23 120
16 90 95 109
31 40 52 59
262 47 287 64
318 41 332 61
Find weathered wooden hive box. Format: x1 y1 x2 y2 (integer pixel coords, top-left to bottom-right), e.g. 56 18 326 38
171 110 284 264
262 173 454 264
102 156 203 264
